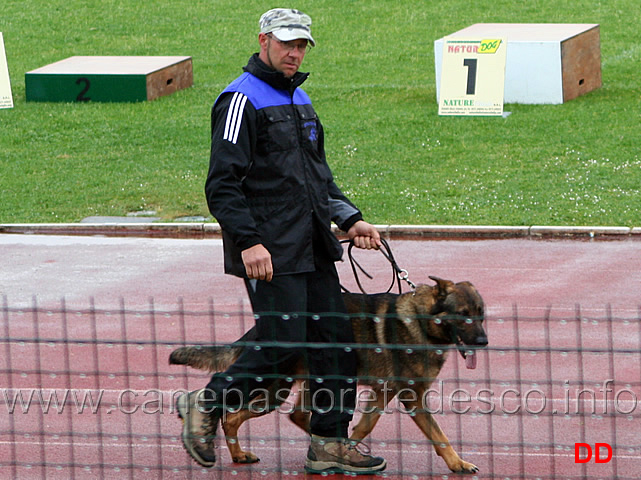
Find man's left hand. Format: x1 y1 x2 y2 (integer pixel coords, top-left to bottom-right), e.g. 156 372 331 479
347 220 382 250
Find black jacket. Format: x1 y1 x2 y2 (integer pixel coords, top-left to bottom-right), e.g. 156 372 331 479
206 54 362 278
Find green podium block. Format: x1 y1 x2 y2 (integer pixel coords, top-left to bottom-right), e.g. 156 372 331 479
26 56 193 102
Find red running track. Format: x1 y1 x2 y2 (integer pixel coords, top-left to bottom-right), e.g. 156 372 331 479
1 233 640 479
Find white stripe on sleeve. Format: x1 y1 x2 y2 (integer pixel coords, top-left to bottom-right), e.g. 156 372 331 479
223 92 248 145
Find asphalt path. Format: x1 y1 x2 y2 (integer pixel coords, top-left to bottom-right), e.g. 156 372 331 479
1 232 639 318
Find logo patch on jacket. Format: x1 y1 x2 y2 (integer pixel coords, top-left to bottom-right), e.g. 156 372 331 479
304 120 317 142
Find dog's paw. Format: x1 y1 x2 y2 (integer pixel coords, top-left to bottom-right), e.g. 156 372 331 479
455 460 479 474
232 452 260 464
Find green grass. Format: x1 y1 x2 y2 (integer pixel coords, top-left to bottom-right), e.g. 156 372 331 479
1 0 640 225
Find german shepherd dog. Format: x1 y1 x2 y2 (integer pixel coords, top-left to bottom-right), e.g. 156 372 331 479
170 276 487 474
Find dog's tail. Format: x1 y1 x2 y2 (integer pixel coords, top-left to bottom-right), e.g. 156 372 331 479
169 345 240 372
169 328 256 373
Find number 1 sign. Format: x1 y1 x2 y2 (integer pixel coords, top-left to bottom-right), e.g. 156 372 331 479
438 38 506 116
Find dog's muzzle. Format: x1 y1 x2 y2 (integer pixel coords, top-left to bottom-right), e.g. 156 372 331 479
454 331 488 370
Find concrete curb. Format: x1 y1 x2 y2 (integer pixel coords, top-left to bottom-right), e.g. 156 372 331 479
1 223 639 240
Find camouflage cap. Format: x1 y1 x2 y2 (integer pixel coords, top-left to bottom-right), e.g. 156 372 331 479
259 8 315 47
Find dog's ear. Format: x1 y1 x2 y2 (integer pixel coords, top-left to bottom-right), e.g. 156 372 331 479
429 276 453 300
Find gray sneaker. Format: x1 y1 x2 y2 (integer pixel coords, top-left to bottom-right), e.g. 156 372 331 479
176 389 220 467
305 435 387 475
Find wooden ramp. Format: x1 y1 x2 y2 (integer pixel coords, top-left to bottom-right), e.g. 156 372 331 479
25 56 193 102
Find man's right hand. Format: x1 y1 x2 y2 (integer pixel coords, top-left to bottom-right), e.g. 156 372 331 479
241 244 273 282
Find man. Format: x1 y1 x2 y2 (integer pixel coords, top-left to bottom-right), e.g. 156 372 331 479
178 8 386 475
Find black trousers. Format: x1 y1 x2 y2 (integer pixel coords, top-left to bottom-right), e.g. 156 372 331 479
205 258 357 438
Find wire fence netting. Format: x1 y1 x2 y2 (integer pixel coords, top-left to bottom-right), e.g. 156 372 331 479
1 297 640 479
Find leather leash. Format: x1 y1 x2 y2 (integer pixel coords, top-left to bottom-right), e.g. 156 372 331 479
340 238 416 295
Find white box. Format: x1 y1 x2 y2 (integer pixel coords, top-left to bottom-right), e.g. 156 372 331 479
435 24 601 104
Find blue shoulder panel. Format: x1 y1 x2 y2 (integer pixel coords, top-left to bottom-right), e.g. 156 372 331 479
221 72 311 110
